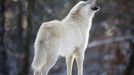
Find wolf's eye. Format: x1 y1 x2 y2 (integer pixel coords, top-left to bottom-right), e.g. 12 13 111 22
83 3 86 5
83 3 87 6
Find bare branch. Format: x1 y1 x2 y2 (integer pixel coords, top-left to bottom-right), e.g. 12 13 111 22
87 35 133 48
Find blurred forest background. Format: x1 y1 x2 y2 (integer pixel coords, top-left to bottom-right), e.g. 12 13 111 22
0 0 134 75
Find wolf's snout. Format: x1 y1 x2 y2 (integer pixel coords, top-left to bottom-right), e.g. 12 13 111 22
91 5 100 11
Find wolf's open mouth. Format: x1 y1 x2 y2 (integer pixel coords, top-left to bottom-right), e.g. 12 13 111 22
91 5 100 11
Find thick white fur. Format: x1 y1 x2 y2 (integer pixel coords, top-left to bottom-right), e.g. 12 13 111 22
32 1 99 75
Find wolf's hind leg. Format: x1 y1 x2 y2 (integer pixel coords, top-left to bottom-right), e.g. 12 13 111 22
33 70 41 75
41 54 59 75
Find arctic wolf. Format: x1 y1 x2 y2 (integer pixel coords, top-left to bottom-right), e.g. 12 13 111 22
32 0 100 75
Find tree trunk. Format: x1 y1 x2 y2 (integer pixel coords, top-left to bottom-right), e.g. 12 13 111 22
0 0 8 75
20 0 34 75
4 0 23 75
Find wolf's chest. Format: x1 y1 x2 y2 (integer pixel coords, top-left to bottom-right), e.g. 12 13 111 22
59 29 87 57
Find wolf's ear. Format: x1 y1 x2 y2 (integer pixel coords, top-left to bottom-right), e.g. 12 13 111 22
70 1 85 16
71 9 80 15
71 4 83 16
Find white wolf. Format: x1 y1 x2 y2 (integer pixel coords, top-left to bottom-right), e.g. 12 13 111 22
32 0 100 75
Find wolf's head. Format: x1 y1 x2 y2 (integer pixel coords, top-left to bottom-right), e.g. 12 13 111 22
68 0 100 20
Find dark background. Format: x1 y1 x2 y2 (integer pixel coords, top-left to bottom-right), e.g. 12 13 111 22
0 0 134 75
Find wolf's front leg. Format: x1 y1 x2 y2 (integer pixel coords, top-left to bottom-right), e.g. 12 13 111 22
66 55 75 75
75 51 84 75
